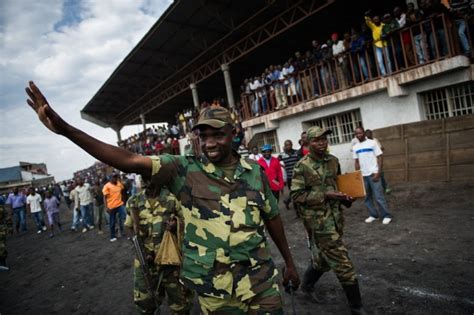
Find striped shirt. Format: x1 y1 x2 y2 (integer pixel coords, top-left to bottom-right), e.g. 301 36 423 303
450 0 471 12
278 149 300 180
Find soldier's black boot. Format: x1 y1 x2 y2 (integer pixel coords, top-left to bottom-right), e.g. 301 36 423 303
0 257 9 272
301 263 324 303
342 281 367 315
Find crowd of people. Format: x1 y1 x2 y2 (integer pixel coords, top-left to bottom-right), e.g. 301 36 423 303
0 161 142 243
240 0 472 118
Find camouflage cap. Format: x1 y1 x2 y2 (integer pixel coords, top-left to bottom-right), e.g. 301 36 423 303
306 126 332 139
192 107 234 130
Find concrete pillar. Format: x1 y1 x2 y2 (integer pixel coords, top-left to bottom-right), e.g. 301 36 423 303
116 128 122 142
140 114 146 132
190 83 200 109
221 63 235 109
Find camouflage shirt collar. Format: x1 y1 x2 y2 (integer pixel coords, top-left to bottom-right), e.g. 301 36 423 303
198 151 252 178
308 152 332 163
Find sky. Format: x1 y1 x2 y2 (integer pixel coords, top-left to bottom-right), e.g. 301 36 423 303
0 0 172 181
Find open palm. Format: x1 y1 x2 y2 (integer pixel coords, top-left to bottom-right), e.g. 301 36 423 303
25 81 67 134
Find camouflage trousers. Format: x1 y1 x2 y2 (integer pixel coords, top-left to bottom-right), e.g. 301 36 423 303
134 259 193 315
0 225 6 259
308 211 357 286
198 282 283 315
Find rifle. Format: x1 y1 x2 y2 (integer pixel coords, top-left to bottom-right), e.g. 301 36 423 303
131 235 160 310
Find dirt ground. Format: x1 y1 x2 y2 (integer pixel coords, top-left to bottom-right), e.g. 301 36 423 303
1 180 473 314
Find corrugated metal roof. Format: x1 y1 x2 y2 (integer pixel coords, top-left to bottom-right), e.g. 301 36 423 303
0 166 22 183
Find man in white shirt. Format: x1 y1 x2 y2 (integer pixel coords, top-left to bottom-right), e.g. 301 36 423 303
353 127 392 224
331 32 347 89
26 188 47 233
248 146 263 161
250 77 261 116
74 178 95 232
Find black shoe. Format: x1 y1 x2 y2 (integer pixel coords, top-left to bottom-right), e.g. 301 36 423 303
283 199 290 210
342 281 367 315
0 258 9 272
301 263 325 303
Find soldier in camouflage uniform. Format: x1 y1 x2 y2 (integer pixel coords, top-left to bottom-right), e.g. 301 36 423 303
0 194 12 271
126 186 193 315
291 126 366 315
26 82 300 315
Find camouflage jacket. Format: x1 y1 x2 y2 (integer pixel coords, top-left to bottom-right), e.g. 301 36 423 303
290 153 343 223
149 153 280 299
126 187 182 255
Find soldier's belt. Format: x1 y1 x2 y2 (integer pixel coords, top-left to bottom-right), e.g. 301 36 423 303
214 260 251 273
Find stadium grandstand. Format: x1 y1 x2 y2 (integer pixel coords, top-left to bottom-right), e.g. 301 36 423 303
82 0 474 181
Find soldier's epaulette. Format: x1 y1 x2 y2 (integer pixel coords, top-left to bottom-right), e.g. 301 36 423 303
244 158 259 166
294 154 310 167
325 154 339 162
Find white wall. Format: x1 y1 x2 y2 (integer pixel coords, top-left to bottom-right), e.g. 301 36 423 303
21 171 50 181
273 67 472 173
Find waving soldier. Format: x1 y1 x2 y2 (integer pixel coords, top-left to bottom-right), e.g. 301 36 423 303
26 82 299 314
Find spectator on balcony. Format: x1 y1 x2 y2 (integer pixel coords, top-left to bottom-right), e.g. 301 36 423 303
381 13 403 70
294 51 310 99
450 0 472 56
320 43 333 93
311 40 323 94
343 32 354 86
350 29 369 81
285 60 297 103
265 66 277 111
170 124 180 139
276 64 288 109
154 139 162 156
360 22 378 77
394 6 416 66
331 33 348 89
407 3 427 64
365 12 392 76
259 73 269 114
420 0 450 59
211 98 221 108
250 76 261 116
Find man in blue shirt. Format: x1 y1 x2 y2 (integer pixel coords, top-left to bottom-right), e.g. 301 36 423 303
6 187 28 233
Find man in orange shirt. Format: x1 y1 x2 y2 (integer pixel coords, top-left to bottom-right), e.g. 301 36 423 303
102 174 125 242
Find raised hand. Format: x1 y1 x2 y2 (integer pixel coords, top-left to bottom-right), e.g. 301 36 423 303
25 81 68 134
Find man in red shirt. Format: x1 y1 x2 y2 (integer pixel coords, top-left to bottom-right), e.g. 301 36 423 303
258 144 284 201
298 131 310 157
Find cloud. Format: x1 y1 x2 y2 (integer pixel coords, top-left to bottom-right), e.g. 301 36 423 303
0 0 172 181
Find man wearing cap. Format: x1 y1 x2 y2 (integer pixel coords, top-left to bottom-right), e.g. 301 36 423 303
258 144 284 202
291 126 366 314
25 81 300 314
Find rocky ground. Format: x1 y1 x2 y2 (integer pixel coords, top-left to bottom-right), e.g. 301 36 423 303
1 180 473 314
